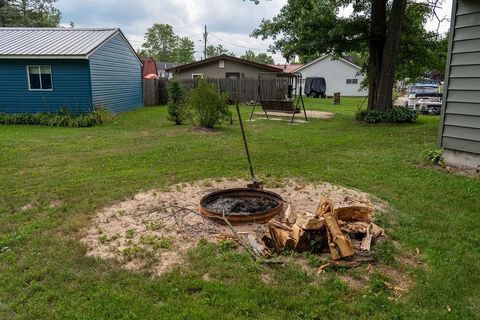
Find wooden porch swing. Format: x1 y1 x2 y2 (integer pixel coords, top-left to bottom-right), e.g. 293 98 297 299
249 72 308 124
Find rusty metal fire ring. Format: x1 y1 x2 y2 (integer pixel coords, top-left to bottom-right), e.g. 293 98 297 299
199 188 284 224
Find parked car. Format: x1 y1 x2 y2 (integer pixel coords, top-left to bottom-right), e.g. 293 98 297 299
405 83 443 114
304 77 326 98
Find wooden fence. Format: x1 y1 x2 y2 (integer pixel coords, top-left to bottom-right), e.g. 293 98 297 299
143 79 168 106
143 77 291 106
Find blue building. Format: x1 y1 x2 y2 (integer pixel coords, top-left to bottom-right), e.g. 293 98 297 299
0 28 143 114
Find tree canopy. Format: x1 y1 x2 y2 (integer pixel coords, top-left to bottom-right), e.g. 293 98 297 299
206 44 235 58
139 24 195 63
0 0 61 27
252 0 447 111
240 50 275 64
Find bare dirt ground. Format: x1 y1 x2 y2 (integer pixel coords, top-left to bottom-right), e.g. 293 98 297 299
81 179 387 276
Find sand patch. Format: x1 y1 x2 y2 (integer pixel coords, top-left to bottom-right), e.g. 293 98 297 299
253 110 334 119
81 179 386 276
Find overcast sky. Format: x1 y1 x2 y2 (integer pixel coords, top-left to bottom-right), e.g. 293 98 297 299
56 0 453 64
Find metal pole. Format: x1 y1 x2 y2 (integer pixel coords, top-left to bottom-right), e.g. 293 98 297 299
235 96 259 187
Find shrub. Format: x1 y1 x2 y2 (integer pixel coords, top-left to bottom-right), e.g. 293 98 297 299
187 79 230 129
167 78 187 125
355 107 417 124
0 107 113 127
423 148 445 166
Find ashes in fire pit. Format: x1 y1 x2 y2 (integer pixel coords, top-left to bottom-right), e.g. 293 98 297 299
199 188 284 224
204 197 280 216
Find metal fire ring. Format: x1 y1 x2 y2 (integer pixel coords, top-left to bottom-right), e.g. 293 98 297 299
199 188 284 225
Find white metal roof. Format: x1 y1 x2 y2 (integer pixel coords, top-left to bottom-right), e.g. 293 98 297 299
295 54 362 72
0 28 119 59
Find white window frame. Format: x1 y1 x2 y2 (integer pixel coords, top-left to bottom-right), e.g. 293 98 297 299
219 60 225 69
27 65 53 91
192 73 204 79
346 78 358 85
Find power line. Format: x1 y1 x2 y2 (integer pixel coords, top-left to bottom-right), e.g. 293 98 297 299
209 34 269 52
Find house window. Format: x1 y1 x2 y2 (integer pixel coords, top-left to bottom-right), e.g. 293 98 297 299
27 66 53 91
346 78 358 84
192 73 203 80
226 72 240 79
219 60 225 69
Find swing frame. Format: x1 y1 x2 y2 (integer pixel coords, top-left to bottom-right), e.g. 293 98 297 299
248 72 308 124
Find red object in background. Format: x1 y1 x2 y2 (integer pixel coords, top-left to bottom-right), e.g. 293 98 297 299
142 57 158 79
144 73 159 80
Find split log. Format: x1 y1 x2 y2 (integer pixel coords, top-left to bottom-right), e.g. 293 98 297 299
335 205 372 222
268 221 295 252
320 200 354 260
267 221 311 252
284 205 297 225
244 234 271 258
360 226 372 252
324 211 355 259
295 212 325 230
338 221 384 239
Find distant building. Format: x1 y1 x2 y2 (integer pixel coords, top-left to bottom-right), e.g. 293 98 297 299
166 54 283 79
438 0 480 168
294 54 367 97
0 28 143 114
141 57 159 79
157 62 183 78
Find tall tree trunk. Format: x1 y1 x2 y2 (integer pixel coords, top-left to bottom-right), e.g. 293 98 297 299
374 0 408 111
367 0 387 111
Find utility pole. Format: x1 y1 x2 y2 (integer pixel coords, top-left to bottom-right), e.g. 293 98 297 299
203 25 208 60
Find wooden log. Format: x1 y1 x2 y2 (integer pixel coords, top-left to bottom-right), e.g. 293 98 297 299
244 234 271 258
268 221 295 252
335 205 372 222
295 212 325 230
360 226 372 252
284 205 296 225
324 211 355 259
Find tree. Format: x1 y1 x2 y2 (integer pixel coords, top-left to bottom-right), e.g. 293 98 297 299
252 0 444 112
206 44 234 58
139 23 195 63
0 0 61 27
241 50 275 64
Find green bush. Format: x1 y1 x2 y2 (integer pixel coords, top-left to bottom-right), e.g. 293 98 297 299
167 78 187 125
187 79 230 129
423 148 445 166
0 107 113 127
355 107 417 124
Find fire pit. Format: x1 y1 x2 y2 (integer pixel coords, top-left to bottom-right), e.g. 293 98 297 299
199 188 283 224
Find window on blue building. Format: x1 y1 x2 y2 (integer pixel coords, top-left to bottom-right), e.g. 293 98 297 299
28 66 53 90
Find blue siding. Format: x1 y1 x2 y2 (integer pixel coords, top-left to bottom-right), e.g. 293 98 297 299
89 33 143 113
0 59 92 113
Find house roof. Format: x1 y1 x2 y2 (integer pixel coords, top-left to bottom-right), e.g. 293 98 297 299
166 54 283 73
0 28 132 59
157 61 183 71
294 54 362 72
270 64 305 73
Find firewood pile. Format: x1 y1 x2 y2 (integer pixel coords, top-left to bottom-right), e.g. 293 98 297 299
232 197 385 267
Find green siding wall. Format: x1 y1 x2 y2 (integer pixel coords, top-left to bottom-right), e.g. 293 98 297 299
440 0 480 155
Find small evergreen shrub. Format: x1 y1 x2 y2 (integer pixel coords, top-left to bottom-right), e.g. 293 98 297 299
0 107 113 127
355 107 417 124
167 78 187 125
423 148 445 166
187 79 230 129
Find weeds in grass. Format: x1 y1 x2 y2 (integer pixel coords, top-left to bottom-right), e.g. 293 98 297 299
139 235 173 250
423 148 445 166
125 229 135 239
0 107 113 127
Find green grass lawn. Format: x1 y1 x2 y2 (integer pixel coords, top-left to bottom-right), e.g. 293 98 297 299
0 98 479 319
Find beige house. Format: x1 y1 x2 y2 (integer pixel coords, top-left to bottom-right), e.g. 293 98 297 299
166 54 283 79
